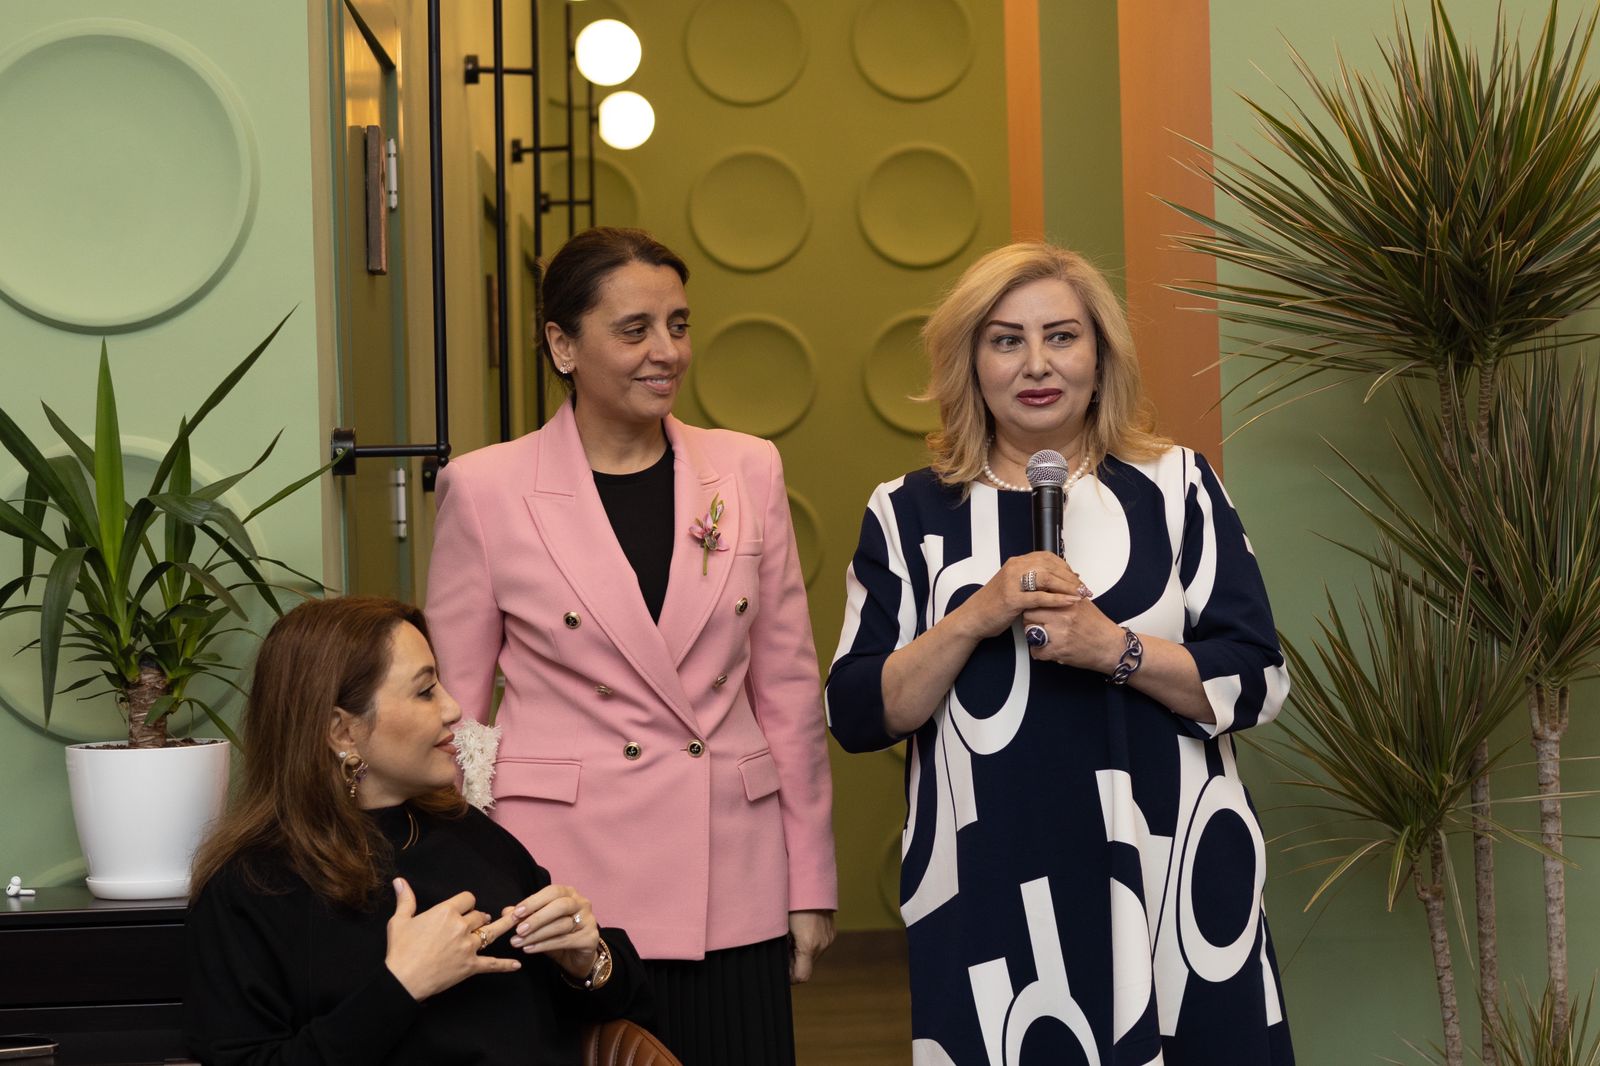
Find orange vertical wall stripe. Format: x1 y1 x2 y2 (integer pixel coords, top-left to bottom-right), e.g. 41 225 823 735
1004 0 1045 241
1117 0 1222 468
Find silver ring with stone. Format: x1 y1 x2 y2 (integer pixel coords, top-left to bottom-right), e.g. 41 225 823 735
1075 583 1092 599
1020 570 1038 593
1024 624 1049 648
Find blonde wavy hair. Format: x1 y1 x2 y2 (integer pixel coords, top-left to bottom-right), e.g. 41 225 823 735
921 242 1168 488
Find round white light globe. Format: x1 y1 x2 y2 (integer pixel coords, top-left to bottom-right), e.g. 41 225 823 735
597 91 655 150
574 19 642 87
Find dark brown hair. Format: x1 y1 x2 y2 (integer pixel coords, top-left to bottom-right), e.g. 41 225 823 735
190 596 463 909
541 226 690 388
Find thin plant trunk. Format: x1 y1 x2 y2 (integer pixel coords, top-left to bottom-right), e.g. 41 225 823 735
1474 358 1498 449
1530 684 1570 1043
1470 741 1500 1066
1440 372 1463 474
1463 362 1502 1063
121 662 169 749
1419 833 1464 1066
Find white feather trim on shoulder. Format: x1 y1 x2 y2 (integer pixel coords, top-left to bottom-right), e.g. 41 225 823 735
454 719 502 811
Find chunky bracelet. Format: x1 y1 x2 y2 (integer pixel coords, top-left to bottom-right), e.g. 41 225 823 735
562 936 614 991
1107 627 1143 685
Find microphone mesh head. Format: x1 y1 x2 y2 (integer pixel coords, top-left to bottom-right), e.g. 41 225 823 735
1025 449 1069 488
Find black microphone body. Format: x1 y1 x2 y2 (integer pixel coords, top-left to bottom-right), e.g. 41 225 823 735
1031 484 1063 556
1025 449 1070 557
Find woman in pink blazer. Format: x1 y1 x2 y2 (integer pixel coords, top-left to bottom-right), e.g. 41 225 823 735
426 228 837 1066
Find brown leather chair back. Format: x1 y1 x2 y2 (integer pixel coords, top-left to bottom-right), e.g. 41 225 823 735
580 1019 683 1066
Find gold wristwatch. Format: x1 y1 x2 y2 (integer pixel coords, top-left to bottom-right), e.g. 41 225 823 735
563 936 613 991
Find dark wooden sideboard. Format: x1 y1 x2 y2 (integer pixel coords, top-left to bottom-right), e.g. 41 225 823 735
0 887 193 1065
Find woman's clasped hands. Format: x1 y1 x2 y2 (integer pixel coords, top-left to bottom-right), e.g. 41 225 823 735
385 877 522 1001
383 879 605 1000
505 883 602 982
966 552 1124 673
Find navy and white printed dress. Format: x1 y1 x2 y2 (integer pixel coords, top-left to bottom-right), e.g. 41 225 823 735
826 448 1294 1066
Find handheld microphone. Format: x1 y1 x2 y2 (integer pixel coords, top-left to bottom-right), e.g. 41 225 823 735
1026 450 1069 557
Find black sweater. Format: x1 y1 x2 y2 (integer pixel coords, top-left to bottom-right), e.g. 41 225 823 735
592 444 675 623
185 803 649 1065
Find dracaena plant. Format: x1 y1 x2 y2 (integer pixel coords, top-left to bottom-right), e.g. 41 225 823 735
0 312 326 749
1264 560 1535 1066
1168 1 1600 1057
1168 1 1600 442
1481 982 1600 1066
1336 356 1600 1046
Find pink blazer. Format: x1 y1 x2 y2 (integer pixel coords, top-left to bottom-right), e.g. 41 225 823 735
425 401 837 959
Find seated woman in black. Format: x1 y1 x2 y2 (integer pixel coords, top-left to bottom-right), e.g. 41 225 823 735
186 595 648 1065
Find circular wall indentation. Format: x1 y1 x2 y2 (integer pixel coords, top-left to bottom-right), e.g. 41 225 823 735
544 157 640 228
787 489 823 586
0 437 268 742
0 21 257 331
693 316 815 436
864 312 938 435
689 150 810 272
685 0 805 106
853 0 973 101
858 145 978 268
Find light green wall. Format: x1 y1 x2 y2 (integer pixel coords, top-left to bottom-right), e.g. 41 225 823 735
1209 3 1600 1062
0 3 329 883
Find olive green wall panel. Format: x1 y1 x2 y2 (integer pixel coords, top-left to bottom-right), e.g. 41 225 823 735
0 3 327 884
1209 3 1600 1062
529 0 1013 931
1039 0 1124 289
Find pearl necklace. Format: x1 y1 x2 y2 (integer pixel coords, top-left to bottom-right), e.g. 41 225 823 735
981 443 1092 495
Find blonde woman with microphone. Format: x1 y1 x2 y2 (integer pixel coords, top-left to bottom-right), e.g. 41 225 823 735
827 243 1295 1065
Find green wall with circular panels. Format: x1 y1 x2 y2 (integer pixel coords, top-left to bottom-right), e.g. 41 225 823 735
0 2 327 886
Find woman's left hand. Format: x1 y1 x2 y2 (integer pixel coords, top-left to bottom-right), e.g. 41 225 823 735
505 884 600 980
1018 560 1125 673
788 909 836 984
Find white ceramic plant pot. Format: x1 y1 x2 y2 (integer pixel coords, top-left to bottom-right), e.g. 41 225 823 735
65 739 231 899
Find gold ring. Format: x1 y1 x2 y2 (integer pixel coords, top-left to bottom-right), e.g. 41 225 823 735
476 927 489 950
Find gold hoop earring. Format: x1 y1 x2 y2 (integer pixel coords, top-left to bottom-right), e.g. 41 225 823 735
337 750 367 801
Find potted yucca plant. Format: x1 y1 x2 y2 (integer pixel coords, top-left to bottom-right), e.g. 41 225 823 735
0 312 326 898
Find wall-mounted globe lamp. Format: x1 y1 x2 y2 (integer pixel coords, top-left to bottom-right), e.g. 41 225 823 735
573 19 641 86
597 91 654 150
462 1 658 433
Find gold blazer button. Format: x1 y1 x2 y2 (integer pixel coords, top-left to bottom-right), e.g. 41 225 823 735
595 684 613 697
734 597 749 615
623 741 642 760
686 739 706 757
712 674 728 689
563 611 581 629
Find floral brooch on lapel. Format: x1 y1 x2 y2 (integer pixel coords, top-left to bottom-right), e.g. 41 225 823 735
689 493 727 575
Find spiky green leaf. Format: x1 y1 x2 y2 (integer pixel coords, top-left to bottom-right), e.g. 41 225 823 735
39 546 88 722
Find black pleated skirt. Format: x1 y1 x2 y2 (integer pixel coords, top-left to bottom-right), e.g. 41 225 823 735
640 935 794 1066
